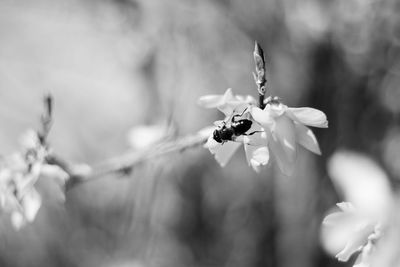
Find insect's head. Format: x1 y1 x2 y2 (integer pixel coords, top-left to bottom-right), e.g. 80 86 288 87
213 129 223 143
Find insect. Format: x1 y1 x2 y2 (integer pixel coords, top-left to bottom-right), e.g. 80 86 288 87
213 110 253 144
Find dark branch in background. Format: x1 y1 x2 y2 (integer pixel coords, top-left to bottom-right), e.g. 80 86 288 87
253 41 267 109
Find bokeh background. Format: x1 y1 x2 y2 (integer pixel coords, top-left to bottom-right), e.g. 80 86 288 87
0 0 400 266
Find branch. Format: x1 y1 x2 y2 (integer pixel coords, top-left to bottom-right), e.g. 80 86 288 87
35 93 210 188
91 132 208 177
66 131 209 186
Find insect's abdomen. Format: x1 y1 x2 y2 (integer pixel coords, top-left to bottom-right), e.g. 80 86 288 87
233 120 252 135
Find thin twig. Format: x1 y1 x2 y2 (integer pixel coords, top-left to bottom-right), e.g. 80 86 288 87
46 132 208 188
87 132 208 180
61 132 208 188
35 92 210 187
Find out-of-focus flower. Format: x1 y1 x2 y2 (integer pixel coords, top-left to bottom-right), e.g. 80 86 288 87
323 202 383 267
127 123 168 150
0 130 69 229
328 151 393 219
0 156 42 230
250 97 328 175
321 151 392 267
197 88 256 116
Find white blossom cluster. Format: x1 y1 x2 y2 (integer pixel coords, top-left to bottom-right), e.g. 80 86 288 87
198 88 328 175
323 202 383 267
0 130 68 229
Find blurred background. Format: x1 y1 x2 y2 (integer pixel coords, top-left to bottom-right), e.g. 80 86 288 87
0 0 400 266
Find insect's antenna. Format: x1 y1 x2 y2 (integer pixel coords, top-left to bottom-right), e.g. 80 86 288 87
238 107 248 117
232 107 249 122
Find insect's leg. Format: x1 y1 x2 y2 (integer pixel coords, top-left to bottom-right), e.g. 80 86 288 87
232 107 249 122
244 130 263 136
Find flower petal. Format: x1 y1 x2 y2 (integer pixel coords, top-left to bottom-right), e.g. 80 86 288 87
204 135 220 150
11 212 25 230
268 102 287 117
222 88 235 100
335 223 375 262
21 189 41 222
197 95 224 108
197 88 235 108
274 115 297 163
252 147 270 166
250 107 274 127
287 107 328 128
323 212 348 226
268 132 295 176
294 123 321 155
208 140 241 167
328 151 392 219
354 242 373 267
244 127 267 146
337 202 356 213
244 138 269 170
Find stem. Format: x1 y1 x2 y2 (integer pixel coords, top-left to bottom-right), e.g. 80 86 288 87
253 41 267 109
38 94 53 146
65 131 209 186
259 94 265 110
35 93 210 187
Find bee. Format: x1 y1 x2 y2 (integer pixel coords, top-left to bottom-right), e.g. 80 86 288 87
213 110 253 144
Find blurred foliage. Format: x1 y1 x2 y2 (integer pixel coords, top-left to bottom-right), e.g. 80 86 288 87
0 0 400 266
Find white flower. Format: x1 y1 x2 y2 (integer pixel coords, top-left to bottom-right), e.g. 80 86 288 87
250 98 328 175
197 88 256 116
321 152 392 267
243 123 269 172
323 202 382 266
0 166 42 230
0 130 69 229
127 123 167 150
198 91 327 173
